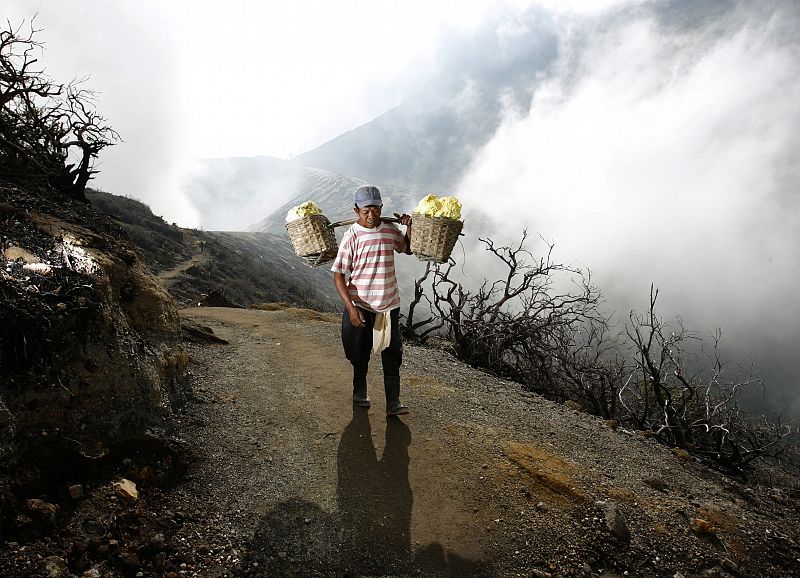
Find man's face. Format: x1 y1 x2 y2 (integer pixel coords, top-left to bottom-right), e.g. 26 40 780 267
355 204 381 229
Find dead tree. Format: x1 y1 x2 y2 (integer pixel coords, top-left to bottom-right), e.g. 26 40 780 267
402 262 444 340
622 284 794 473
556 316 628 418
405 232 624 412
0 19 119 199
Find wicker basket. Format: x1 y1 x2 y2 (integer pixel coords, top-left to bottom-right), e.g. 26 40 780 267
285 214 338 267
410 213 463 263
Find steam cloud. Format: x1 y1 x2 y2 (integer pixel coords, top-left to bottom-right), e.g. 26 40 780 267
455 1 800 415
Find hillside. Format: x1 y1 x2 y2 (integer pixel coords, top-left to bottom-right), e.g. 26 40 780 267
87 190 339 310
293 100 501 191
250 168 421 236
3 305 798 577
0 183 190 543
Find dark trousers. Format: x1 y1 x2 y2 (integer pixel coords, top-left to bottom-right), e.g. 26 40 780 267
341 307 403 377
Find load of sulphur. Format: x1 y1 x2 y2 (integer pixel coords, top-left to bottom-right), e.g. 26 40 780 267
412 194 462 220
285 201 323 223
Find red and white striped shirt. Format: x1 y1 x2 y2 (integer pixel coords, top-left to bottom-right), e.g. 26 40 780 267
331 222 407 312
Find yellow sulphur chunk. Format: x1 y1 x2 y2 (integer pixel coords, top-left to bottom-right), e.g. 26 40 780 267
286 201 323 222
413 194 462 220
413 194 441 216
435 196 462 220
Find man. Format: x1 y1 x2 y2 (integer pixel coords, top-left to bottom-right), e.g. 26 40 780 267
331 185 413 416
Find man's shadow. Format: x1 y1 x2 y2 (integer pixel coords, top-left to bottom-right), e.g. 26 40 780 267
337 408 495 577
238 407 493 575
337 407 412 574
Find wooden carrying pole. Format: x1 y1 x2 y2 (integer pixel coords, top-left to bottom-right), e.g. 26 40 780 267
328 214 402 229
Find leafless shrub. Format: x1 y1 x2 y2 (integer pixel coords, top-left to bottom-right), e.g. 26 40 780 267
623 285 796 474
404 232 624 415
0 19 119 198
405 236 797 476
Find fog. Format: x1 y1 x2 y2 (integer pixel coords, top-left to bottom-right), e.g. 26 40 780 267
3 0 500 227
454 1 800 415
180 157 306 231
3 0 200 223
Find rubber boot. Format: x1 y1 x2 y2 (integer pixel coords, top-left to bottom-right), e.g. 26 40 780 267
352 367 370 407
384 375 409 416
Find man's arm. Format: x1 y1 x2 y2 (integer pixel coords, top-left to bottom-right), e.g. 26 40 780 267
333 272 365 327
398 214 412 255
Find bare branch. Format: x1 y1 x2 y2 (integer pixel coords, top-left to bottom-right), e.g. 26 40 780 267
1 19 119 197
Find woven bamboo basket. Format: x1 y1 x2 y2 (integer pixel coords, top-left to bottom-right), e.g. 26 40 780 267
285 214 338 267
410 213 463 263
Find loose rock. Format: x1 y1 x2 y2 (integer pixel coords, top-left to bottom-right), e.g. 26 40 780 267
113 478 139 503
602 501 631 543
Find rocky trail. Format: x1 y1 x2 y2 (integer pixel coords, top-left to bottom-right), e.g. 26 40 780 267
126 306 799 577
3 290 799 577
157 249 208 284
169 306 497 577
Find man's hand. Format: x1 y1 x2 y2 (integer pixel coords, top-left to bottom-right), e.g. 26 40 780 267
334 271 365 326
347 303 366 328
394 213 413 254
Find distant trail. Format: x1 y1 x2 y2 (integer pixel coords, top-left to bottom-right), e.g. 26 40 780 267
158 249 208 283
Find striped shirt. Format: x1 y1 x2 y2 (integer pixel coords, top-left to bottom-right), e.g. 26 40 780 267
331 222 407 312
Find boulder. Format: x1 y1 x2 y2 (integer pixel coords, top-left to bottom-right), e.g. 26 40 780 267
113 479 139 503
25 498 58 526
601 500 631 543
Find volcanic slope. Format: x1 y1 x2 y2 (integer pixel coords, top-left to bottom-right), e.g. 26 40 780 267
130 306 800 577
88 190 339 310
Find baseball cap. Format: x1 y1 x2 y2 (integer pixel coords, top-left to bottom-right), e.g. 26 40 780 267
354 185 382 208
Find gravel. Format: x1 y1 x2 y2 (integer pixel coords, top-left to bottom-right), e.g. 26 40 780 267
2 306 798 577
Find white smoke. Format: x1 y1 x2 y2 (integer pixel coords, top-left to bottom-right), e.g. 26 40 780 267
4 0 201 226
455 4 800 413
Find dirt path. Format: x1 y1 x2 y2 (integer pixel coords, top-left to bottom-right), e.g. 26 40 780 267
174 307 498 577
164 306 800 578
158 248 208 283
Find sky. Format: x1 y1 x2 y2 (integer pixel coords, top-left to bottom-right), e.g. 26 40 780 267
4 0 550 224
3 0 633 225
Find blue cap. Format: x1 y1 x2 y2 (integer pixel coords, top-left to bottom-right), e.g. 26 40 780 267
354 185 382 208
